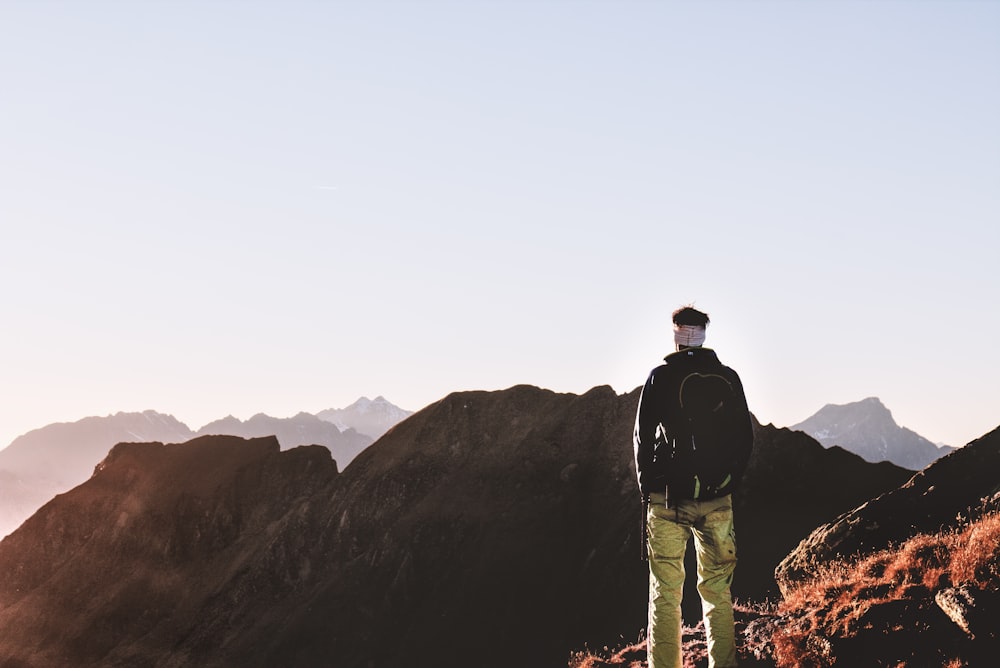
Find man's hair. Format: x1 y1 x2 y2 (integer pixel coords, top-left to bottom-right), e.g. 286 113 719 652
672 305 710 328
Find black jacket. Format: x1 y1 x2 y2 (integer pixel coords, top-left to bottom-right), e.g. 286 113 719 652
633 347 753 498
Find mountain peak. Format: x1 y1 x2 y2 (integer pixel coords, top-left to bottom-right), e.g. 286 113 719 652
819 396 890 415
792 398 953 470
315 397 413 440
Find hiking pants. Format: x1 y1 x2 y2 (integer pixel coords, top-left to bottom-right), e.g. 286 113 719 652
646 493 737 668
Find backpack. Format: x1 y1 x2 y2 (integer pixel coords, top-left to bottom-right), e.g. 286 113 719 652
659 370 744 501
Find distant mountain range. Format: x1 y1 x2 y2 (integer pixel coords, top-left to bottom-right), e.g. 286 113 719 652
0 398 410 538
0 411 197 540
196 412 371 466
0 385 926 667
791 396 955 470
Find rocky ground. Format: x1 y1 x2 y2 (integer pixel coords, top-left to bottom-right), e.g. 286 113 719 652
569 606 778 668
572 502 1000 668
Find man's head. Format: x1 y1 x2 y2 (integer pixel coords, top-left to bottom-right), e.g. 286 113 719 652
672 305 709 350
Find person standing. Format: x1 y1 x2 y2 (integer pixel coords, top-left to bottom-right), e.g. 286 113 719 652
633 305 754 668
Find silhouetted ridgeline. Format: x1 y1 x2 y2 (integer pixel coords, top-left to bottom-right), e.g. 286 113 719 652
0 386 918 667
0 400 408 539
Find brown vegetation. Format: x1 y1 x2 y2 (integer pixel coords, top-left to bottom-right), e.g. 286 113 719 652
571 510 1000 667
568 605 776 668
773 508 1000 667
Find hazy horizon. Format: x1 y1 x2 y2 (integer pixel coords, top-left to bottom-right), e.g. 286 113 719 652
2 1 997 451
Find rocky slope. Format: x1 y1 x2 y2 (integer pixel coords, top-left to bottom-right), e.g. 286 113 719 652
0 435 337 668
736 419 913 603
0 385 913 667
791 397 954 470
0 411 197 538
760 420 1000 667
777 423 1000 591
579 421 1000 668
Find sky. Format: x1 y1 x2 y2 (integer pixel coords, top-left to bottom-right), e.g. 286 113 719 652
1 1 997 450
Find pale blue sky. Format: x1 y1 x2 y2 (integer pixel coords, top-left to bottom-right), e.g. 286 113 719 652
1 1 997 450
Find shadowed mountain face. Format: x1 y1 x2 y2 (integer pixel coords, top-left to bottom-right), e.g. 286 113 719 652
267 385 646 668
0 435 337 668
0 411 197 539
791 397 955 470
777 424 1000 592
0 409 374 539
736 419 913 603
0 386 914 668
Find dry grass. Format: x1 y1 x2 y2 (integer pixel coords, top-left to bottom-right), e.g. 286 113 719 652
772 510 1000 667
568 604 773 668
568 512 1000 667
568 636 646 668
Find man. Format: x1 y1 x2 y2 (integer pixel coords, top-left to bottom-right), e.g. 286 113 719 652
633 305 754 668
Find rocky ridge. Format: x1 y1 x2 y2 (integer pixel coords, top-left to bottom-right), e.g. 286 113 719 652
0 399 410 538
0 385 918 667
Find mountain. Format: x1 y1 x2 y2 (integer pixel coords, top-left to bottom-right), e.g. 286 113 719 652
315 396 412 439
765 424 1000 667
0 436 338 668
776 423 1000 590
0 410 195 484
196 411 372 467
736 418 913 603
0 385 912 668
791 396 955 470
0 408 373 539
0 411 196 538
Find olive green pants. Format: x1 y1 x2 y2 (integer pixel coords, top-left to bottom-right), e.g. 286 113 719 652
646 493 738 668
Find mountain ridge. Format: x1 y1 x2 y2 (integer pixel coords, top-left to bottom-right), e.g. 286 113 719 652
0 384 919 667
0 398 410 538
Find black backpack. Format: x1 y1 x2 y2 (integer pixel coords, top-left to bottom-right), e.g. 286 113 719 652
659 370 744 501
